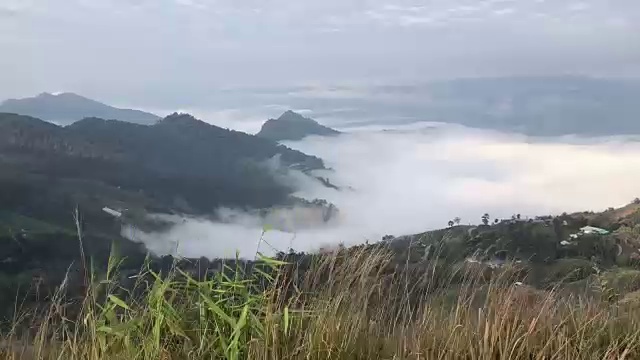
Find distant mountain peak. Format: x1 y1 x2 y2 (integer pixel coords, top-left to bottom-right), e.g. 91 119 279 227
0 92 160 126
33 92 93 101
157 113 207 128
161 112 198 122
37 91 67 96
257 110 340 141
277 110 315 122
67 116 120 129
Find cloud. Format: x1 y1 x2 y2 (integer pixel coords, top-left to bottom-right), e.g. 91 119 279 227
493 8 516 16
1 0 639 103
0 8 16 17
126 123 640 259
0 0 37 15
568 2 590 12
174 0 206 8
286 86 370 100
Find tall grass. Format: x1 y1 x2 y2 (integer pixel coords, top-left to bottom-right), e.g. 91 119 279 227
1 244 640 359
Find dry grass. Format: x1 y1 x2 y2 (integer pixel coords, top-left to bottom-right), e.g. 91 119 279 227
1 245 639 360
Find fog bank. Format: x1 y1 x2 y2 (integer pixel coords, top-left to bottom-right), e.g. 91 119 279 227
127 123 640 258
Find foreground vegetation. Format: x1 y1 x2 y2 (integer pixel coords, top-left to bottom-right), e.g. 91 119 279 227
4 202 640 359
2 242 640 360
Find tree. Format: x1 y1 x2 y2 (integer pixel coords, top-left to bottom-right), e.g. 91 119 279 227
453 217 461 226
448 220 454 228
494 218 500 224
481 213 490 226
516 214 521 220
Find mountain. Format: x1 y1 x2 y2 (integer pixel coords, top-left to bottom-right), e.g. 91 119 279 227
0 92 161 125
0 112 326 233
0 111 333 305
257 110 340 141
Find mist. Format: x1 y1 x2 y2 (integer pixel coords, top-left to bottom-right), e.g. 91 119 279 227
125 123 640 259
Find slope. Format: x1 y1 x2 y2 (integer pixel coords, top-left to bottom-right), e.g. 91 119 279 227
0 112 326 227
0 92 161 125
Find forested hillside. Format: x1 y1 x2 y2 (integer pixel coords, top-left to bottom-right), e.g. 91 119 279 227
0 112 325 217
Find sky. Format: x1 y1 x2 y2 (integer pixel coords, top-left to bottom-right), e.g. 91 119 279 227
1 0 639 109
125 123 640 259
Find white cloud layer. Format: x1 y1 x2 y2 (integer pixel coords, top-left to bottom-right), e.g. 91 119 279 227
0 0 638 106
126 123 640 259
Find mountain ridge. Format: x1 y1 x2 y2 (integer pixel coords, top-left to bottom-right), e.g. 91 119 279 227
0 92 161 125
0 112 327 222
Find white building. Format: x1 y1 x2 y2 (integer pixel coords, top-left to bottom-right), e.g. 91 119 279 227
102 207 122 218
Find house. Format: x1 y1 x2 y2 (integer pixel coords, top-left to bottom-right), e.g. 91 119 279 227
102 207 122 218
568 226 610 239
579 226 610 235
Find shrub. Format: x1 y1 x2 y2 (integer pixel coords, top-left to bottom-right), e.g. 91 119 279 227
1 246 640 359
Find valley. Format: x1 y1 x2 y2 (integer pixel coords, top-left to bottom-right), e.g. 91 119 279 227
2 84 640 358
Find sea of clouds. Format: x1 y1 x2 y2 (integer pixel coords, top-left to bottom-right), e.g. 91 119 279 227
124 122 640 259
